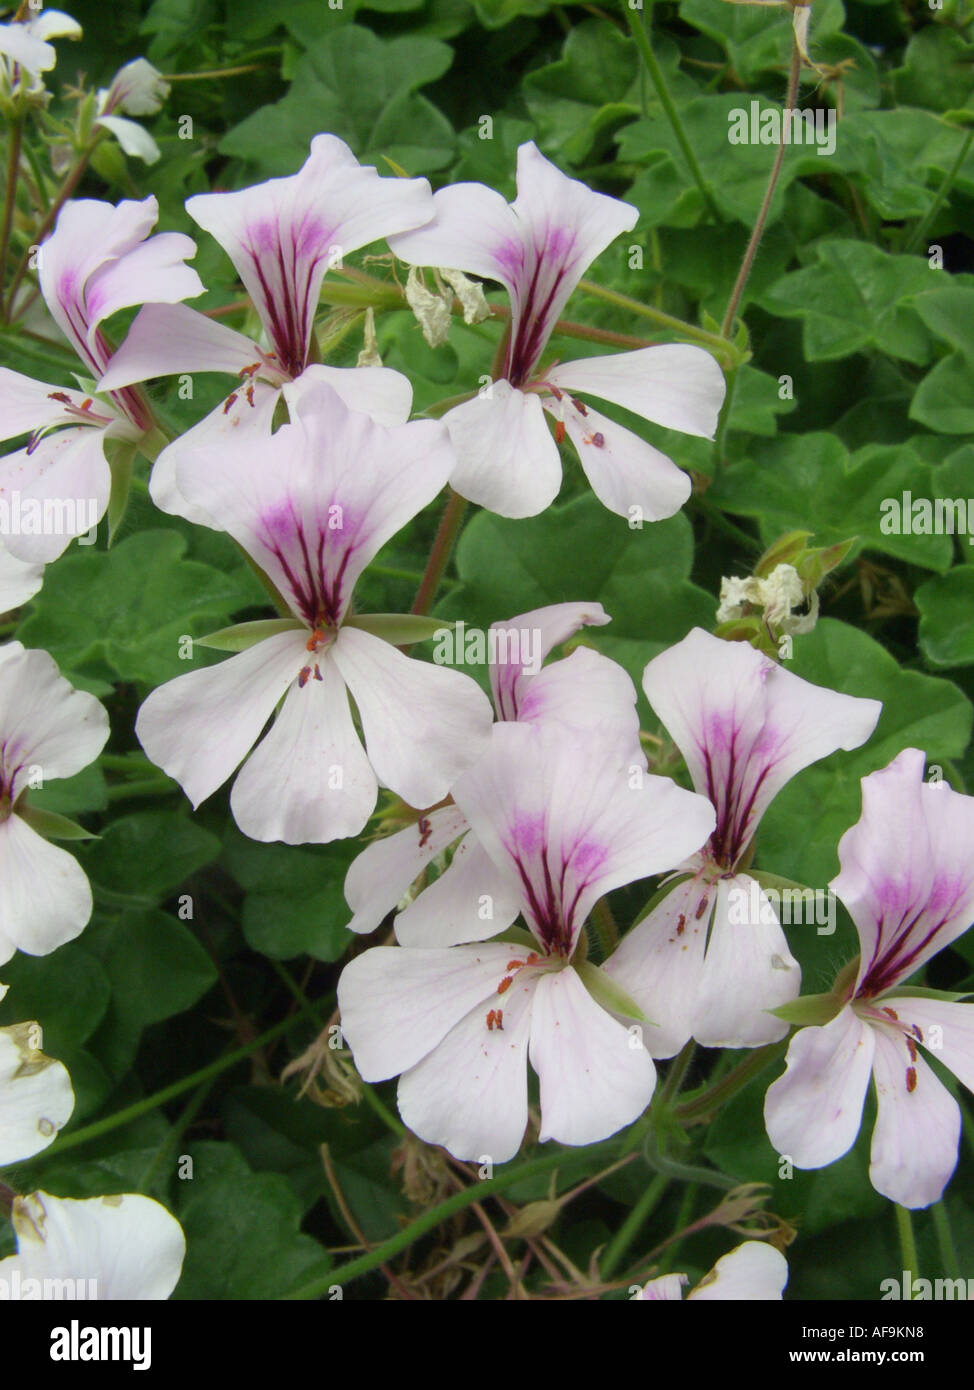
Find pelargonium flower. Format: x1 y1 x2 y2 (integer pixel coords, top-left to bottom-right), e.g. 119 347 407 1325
338 721 715 1162
387 141 726 521
95 57 170 164
603 628 882 1054
636 1241 788 1301
0 195 203 561
98 134 435 523
0 7 80 101
765 749 974 1209
0 1191 185 1300
0 642 109 962
136 379 493 845
0 982 74 1166
344 599 643 943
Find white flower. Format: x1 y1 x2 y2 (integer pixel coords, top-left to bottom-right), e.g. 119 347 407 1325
0 642 108 961
0 983 74 1165
0 1191 185 1299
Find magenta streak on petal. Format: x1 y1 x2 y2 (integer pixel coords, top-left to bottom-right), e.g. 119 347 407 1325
698 716 774 870
257 499 360 627
53 279 148 431
243 214 334 380
857 877 969 996
502 227 578 388
504 812 607 957
0 736 28 804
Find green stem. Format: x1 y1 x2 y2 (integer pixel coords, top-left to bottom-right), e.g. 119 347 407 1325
601 1173 669 1280
721 39 801 338
16 1014 301 1165
931 1201 960 1282
288 1146 609 1297
0 119 23 322
658 1040 696 1109
577 278 736 363
623 1 720 222
360 1082 407 1138
895 1204 920 1293
410 488 468 617
902 127 974 255
710 362 738 479
136 1076 216 1193
675 1041 785 1123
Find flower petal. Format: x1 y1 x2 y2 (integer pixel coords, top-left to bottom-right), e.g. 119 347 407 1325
763 1005 875 1168
869 1027 960 1209
546 344 726 440
397 964 535 1163
344 804 469 936
337 940 519 1079
444 382 563 518
602 876 710 1058
688 1242 788 1301
529 966 656 1146
230 654 377 844
0 368 95 441
135 630 307 809
0 426 110 564
636 1273 688 1301
98 302 261 391
514 648 642 759
833 749 974 997
395 830 522 947
186 135 432 376
643 627 882 868
333 626 493 811
2 1191 185 1300
388 180 522 288
0 1023 74 1164
0 643 108 790
284 362 413 427
0 815 93 962
0 542 43 611
488 599 609 721
884 996 974 1094
693 873 800 1048
551 396 691 522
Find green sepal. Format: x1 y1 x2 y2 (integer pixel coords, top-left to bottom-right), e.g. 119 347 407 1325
17 804 99 842
196 618 305 652
881 986 973 1004
106 440 137 546
769 991 845 1027
344 613 457 645
575 960 652 1024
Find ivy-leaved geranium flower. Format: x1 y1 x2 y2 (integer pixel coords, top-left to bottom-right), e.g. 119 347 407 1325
603 628 881 1054
0 983 74 1165
636 1241 788 1301
343 599 642 943
136 379 493 845
98 134 434 523
765 749 974 1209
338 721 715 1162
0 642 109 962
0 7 80 102
0 195 203 561
0 1191 185 1300
387 141 726 521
